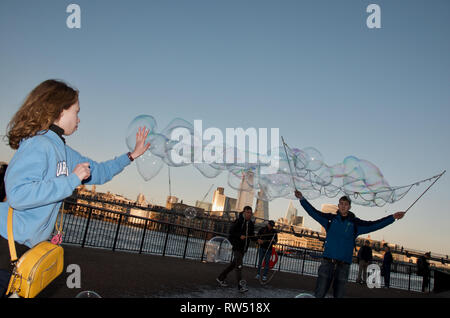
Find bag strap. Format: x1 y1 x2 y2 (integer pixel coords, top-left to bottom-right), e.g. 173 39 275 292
54 202 64 234
7 202 65 263
7 207 18 264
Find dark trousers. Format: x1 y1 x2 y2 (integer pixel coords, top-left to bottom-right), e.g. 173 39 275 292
422 272 430 292
383 265 391 288
314 258 350 298
218 250 244 288
0 236 30 297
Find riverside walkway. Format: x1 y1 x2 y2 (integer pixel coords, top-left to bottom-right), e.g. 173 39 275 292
39 244 446 299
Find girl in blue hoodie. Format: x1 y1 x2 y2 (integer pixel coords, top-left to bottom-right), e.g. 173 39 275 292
0 79 150 295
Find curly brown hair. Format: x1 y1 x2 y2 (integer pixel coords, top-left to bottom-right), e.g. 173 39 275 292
6 79 79 149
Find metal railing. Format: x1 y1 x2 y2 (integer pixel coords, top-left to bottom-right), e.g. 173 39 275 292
59 199 434 293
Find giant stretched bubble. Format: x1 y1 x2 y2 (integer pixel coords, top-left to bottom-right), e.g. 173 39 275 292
126 115 440 207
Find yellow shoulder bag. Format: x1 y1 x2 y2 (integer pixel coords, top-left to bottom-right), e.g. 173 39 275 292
6 206 64 298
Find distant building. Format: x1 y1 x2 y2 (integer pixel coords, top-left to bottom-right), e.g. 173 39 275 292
235 170 255 212
171 202 203 214
285 201 304 226
166 196 178 209
136 193 148 206
277 233 308 248
254 190 269 221
276 217 291 232
211 187 237 217
74 185 133 215
290 216 304 227
224 197 237 213
285 201 297 221
212 187 225 216
195 200 212 212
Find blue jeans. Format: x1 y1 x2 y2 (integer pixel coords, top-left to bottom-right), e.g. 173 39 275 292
257 247 272 277
314 258 350 298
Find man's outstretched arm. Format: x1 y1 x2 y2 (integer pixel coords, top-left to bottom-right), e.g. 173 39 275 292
356 212 406 236
295 190 332 229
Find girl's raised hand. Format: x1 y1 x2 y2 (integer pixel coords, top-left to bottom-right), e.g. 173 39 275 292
130 126 151 160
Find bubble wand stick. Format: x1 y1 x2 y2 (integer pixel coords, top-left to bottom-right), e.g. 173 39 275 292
404 170 446 213
281 136 298 191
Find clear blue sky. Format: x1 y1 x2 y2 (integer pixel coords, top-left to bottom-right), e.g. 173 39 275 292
1 0 449 255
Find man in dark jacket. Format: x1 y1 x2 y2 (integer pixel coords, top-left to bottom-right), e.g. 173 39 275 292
256 220 278 281
294 190 405 298
356 240 373 284
216 206 255 293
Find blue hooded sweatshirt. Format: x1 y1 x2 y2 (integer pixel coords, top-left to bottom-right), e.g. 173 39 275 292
0 129 131 248
299 198 395 264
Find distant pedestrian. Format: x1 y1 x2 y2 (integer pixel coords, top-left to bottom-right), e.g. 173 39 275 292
216 206 256 293
356 240 373 284
417 252 431 292
255 220 278 282
295 190 405 298
382 244 393 288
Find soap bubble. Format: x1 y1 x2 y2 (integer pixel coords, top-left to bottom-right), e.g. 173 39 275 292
126 115 157 151
302 147 324 171
184 207 198 219
135 152 164 181
76 290 102 298
204 236 233 263
126 115 439 207
294 293 315 298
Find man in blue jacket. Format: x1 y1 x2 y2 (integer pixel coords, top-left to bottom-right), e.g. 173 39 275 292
294 190 405 298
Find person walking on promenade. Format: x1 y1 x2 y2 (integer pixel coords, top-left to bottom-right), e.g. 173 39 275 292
255 220 278 282
417 252 431 292
356 240 373 284
382 244 393 288
0 79 150 297
294 190 405 298
217 206 256 293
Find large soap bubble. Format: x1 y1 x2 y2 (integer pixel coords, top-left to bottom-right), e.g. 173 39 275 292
184 207 198 219
294 292 315 298
204 236 233 263
76 290 102 298
126 115 441 207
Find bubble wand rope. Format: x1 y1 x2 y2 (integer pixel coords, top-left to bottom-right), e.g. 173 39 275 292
282 140 444 204
404 170 446 213
258 234 277 285
281 136 298 191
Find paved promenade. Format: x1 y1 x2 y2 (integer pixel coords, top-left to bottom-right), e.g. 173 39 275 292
36 244 449 299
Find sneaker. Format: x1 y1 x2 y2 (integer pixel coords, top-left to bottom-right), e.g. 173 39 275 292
262 276 267 282
255 274 260 280
216 278 228 287
239 286 249 293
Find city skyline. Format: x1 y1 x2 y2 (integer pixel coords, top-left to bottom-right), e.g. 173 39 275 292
0 1 449 255
75 183 448 262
